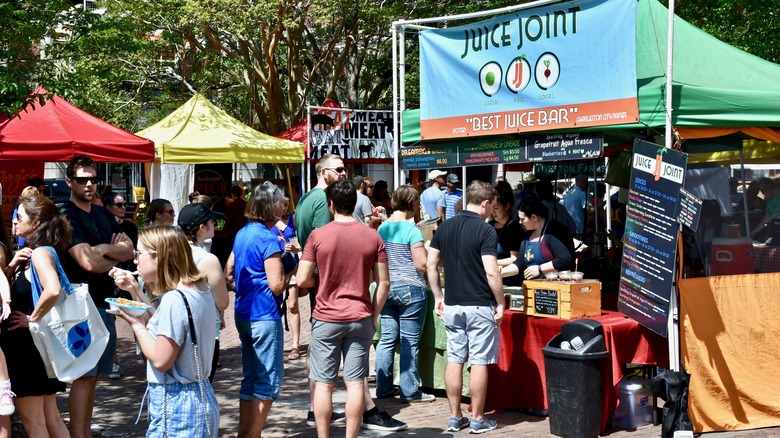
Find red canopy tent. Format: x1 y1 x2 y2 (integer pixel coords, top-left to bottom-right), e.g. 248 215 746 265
277 98 342 146
0 88 155 162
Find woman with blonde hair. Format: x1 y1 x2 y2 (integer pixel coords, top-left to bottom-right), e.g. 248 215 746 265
113 226 219 437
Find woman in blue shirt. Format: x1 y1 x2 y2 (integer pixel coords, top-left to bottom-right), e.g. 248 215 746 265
225 182 293 437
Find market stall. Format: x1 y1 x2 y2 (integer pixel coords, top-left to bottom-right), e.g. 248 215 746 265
136 93 304 215
390 0 780 434
0 87 155 220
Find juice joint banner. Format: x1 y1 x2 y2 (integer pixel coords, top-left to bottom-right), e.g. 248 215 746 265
618 140 687 337
418 0 638 140
308 106 394 161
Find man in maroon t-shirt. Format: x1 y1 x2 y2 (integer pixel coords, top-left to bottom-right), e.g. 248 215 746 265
298 179 391 438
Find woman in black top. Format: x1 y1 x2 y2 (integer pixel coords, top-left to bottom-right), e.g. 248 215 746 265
501 197 574 281
489 185 522 286
1 196 70 436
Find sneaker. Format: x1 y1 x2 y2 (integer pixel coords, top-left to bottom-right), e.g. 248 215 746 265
469 416 497 434
376 387 400 399
401 392 436 403
447 416 469 432
361 408 408 431
306 410 346 427
108 362 121 379
0 387 15 416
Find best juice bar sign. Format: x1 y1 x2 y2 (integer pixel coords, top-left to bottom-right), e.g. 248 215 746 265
418 0 638 140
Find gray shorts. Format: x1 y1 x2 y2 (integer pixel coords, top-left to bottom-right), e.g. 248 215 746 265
444 304 499 366
309 317 375 384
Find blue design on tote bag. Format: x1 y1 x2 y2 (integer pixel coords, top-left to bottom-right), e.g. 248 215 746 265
68 320 92 357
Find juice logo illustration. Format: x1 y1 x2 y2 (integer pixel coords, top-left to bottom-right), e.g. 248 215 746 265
653 147 668 181
479 52 560 96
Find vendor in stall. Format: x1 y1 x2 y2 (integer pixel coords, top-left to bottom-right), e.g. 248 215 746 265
490 184 522 286
500 197 574 281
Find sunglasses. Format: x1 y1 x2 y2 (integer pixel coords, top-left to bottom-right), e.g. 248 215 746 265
324 167 346 174
161 209 175 216
112 202 126 208
71 176 101 185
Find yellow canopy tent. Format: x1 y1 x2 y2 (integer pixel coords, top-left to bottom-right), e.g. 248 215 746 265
138 93 303 164
687 139 780 165
137 94 303 214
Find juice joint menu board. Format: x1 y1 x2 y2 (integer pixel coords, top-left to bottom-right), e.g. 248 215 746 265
618 139 687 337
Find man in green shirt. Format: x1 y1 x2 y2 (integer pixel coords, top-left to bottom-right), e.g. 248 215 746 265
297 154 346 249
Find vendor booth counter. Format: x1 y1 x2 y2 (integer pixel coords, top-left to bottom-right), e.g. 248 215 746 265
413 291 668 435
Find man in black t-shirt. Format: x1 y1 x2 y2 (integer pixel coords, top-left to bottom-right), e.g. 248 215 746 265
426 180 504 434
60 154 134 438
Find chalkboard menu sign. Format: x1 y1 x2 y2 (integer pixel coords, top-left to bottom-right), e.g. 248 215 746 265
676 188 702 232
399 145 457 170
618 139 687 337
526 132 603 162
534 289 559 316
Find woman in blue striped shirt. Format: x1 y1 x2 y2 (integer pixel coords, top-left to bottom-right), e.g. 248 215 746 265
375 185 435 403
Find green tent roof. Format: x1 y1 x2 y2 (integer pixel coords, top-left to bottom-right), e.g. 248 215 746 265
402 0 780 144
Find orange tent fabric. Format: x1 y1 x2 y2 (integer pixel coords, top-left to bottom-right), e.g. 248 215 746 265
676 127 780 143
0 88 155 162
679 274 780 432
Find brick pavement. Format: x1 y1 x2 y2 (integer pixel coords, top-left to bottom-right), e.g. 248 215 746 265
38 294 778 437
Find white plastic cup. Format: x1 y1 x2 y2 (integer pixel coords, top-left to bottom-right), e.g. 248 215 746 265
560 341 572 350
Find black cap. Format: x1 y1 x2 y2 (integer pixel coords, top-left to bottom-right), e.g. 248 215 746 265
446 173 460 184
178 203 224 228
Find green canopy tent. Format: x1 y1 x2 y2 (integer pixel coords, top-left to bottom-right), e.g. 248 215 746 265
401 0 780 147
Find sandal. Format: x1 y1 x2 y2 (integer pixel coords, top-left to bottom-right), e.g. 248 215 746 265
288 348 301 360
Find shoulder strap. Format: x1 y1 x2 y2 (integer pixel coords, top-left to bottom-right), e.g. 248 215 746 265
175 289 197 346
30 246 74 307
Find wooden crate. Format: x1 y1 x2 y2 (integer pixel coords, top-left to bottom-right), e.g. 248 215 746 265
504 286 525 312
523 279 601 319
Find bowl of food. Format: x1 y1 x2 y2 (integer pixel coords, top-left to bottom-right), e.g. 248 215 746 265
570 271 585 282
545 272 559 281
558 270 572 281
105 297 152 317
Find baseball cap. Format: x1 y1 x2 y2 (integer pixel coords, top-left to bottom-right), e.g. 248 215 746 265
178 203 224 228
446 174 460 184
428 170 447 181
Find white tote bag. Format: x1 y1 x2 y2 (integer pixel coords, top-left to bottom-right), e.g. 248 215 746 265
28 246 110 383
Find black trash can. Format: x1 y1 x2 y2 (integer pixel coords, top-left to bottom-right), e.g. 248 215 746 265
542 319 610 438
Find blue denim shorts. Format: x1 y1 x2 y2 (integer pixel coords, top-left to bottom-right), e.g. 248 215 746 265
147 380 219 438
83 307 117 377
444 304 499 366
235 316 284 400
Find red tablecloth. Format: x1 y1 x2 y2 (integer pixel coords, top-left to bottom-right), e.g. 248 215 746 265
485 310 669 434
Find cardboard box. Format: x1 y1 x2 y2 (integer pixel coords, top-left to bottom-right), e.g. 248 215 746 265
504 286 525 312
523 279 601 319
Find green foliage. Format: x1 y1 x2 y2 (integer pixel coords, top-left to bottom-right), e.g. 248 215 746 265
663 0 780 63
3 0 778 132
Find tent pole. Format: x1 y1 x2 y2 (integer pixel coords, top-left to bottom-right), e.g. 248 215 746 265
605 156 612 250
740 147 749 236
392 23 400 190
666 0 680 373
